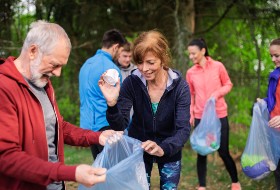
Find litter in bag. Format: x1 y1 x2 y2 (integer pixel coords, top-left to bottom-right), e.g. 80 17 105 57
78 135 149 190
190 98 221 156
241 100 277 180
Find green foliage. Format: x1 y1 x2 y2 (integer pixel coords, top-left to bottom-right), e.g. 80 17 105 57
64 145 92 165
3 0 279 127
1 2 279 189
227 87 254 126
191 2 278 127
57 96 80 126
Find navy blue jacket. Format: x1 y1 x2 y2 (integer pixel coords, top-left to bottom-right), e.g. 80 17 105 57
107 69 191 163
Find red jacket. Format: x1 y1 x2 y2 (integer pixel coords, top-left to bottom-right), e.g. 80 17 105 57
0 57 101 190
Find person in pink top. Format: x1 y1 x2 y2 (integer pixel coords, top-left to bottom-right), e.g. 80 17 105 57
186 38 241 190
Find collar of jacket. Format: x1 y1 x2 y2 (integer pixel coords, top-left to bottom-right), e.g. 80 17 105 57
131 68 182 92
96 49 113 61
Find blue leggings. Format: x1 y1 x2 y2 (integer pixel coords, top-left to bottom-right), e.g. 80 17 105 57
145 160 181 190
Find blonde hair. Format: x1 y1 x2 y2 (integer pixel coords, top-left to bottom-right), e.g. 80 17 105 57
132 30 171 70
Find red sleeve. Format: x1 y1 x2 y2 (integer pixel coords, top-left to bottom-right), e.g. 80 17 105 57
62 120 101 146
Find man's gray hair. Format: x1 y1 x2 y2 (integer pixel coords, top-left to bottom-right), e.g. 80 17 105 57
22 20 71 54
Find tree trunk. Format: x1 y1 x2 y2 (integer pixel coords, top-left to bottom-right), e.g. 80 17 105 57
172 0 194 76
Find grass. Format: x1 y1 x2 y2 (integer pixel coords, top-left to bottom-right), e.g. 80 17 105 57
64 124 276 190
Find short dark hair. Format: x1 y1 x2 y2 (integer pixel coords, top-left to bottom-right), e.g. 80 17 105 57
122 42 132 52
102 29 127 48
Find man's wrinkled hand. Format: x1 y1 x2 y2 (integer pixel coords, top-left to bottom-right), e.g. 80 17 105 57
75 164 107 187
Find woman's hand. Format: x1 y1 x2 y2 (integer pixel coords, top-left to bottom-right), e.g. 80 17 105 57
256 98 264 103
142 140 164 157
209 94 217 101
99 130 124 146
269 115 280 128
98 73 120 107
190 117 194 127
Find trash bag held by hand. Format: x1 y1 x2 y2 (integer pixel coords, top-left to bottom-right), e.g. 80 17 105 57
78 135 149 190
190 97 221 156
241 100 277 180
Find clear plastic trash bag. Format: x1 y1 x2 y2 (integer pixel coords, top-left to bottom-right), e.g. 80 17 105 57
78 135 149 190
241 100 277 180
190 97 221 156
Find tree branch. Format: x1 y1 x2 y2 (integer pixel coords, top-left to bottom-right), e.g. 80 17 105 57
195 0 238 35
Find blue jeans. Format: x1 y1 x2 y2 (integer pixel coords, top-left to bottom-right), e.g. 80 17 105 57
145 160 181 190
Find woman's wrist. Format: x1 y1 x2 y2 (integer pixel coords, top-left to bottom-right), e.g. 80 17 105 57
159 150 164 157
107 99 117 107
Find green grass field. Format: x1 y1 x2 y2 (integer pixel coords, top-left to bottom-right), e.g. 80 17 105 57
64 124 276 190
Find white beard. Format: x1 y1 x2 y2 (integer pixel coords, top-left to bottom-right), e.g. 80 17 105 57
29 52 48 88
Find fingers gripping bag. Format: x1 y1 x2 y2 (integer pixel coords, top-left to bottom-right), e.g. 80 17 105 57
241 100 277 180
190 97 221 156
78 135 149 190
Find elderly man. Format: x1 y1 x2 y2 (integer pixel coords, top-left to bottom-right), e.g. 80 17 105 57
0 20 120 190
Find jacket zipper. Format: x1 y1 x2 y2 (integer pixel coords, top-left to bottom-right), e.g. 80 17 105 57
146 87 168 163
50 88 60 161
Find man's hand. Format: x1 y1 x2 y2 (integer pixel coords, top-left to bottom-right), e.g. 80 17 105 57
141 140 164 157
99 130 123 146
75 164 107 187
